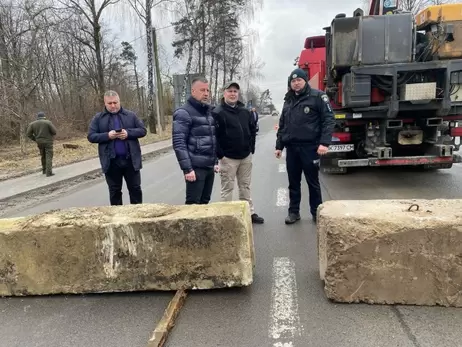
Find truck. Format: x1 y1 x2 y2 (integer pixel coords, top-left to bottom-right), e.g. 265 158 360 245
262 107 271 115
297 0 462 174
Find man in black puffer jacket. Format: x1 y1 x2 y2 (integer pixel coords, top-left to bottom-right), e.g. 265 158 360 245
213 81 264 224
172 77 219 205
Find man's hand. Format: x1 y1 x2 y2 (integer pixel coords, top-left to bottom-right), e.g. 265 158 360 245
118 129 128 140
108 130 118 139
185 170 196 182
214 165 220 173
275 150 282 159
317 145 329 156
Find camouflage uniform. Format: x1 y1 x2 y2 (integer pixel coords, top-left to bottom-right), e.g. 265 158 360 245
26 112 57 176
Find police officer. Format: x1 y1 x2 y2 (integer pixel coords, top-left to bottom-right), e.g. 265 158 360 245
275 68 335 224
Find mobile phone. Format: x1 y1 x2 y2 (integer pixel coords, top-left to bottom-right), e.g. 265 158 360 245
115 128 122 133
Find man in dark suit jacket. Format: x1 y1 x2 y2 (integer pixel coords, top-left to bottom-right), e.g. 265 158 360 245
250 107 259 133
88 90 147 205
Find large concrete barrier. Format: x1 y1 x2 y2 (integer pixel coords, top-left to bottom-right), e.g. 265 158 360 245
317 199 462 307
0 201 254 296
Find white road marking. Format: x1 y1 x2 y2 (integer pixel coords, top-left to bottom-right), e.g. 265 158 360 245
269 257 301 346
278 164 286 173
276 188 289 207
273 343 294 347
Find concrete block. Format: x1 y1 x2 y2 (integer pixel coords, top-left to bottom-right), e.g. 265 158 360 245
0 201 254 296
317 199 462 307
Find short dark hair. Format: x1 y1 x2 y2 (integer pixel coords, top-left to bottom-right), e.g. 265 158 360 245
191 77 208 86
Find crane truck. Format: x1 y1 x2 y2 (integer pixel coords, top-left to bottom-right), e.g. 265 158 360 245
297 0 462 174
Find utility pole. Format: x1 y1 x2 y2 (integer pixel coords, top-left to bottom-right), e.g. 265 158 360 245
152 27 165 132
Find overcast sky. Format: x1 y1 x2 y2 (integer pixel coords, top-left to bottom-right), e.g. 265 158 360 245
111 0 364 111
252 0 363 110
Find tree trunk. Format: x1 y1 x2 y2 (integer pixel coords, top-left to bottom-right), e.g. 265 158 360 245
134 63 142 113
93 23 105 102
214 66 219 103
145 0 157 134
201 10 207 75
19 99 27 154
222 39 226 85
197 39 202 74
181 39 195 104
210 54 215 99
0 20 11 81
152 27 165 132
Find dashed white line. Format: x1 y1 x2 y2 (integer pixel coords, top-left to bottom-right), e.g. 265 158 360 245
276 188 289 207
269 257 301 347
278 164 286 173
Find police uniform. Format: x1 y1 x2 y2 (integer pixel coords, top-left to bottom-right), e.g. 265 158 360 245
276 68 335 224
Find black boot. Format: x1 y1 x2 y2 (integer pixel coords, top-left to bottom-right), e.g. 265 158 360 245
285 213 300 225
251 213 264 224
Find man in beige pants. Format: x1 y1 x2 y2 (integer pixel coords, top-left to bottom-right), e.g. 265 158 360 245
212 81 264 224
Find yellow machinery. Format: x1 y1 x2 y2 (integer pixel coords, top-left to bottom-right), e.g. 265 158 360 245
415 3 462 60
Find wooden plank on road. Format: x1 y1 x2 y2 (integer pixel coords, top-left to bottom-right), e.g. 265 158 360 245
147 290 188 347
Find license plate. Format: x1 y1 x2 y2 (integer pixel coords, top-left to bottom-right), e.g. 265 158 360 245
328 144 354 152
338 159 370 167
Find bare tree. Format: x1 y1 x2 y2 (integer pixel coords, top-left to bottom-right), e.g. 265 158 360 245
0 1 56 153
171 0 260 104
400 0 454 13
0 0 148 149
59 0 120 102
120 41 142 112
124 0 172 134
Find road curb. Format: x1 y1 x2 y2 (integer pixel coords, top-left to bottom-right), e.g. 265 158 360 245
0 145 173 203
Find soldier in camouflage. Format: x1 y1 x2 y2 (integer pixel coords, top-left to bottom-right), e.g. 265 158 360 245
26 112 57 177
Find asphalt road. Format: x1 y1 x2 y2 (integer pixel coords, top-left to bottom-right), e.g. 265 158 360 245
3 115 462 347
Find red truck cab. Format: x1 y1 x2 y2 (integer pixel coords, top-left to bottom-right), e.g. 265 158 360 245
298 36 326 92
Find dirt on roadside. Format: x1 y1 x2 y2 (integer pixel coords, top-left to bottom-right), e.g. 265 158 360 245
0 125 172 182
0 145 172 218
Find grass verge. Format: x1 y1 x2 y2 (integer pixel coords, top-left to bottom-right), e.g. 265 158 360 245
0 124 172 182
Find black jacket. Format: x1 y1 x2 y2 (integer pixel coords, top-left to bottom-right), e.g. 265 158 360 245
212 100 256 160
172 97 218 173
276 84 335 150
87 107 147 173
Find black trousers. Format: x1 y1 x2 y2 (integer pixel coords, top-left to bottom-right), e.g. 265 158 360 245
185 167 215 205
286 144 322 217
104 157 142 205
